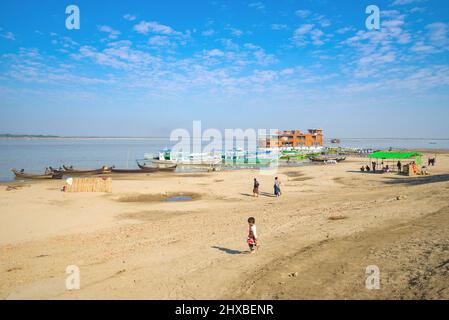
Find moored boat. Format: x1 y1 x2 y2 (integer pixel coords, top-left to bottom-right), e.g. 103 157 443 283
62 165 112 175
136 161 177 172
11 168 63 180
110 166 159 174
309 156 346 162
145 149 222 168
221 148 279 166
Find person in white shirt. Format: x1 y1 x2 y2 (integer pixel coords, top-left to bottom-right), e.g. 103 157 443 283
247 217 258 253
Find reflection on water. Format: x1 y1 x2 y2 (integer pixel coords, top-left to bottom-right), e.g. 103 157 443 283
0 137 448 182
165 196 193 202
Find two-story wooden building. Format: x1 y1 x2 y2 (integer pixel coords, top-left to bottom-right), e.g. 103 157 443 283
261 129 323 147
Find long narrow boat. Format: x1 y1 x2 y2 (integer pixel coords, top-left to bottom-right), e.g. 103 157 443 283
11 168 63 180
309 156 346 163
63 165 112 175
136 161 177 172
150 158 221 167
110 166 159 174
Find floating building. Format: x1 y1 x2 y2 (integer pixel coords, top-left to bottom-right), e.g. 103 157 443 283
261 129 323 148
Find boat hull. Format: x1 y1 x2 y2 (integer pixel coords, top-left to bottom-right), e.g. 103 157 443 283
62 165 112 175
11 169 63 180
111 167 159 174
136 162 177 172
309 156 346 162
151 159 221 167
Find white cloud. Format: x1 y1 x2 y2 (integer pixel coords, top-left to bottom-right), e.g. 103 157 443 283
1 31 16 40
336 27 353 34
254 49 277 65
426 22 448 47
248 2 265 11
293 24 327 46
202 29 215 36
148 35 172 47
411 41 436 53
244 43 259 50
204 49 225 57
220 38 239 50
295 10 311 18
123 14 136 21
314 15 331 28
392 0 424 5
310 29 325 45
271 24 288 30
409 7 425 13
408 22 449 54
295 24 314 35
134 21 181 35
98 25 121 39
228 27 243 37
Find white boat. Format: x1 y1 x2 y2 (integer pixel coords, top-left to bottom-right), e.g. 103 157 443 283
221 148 280 166
144 150 221 167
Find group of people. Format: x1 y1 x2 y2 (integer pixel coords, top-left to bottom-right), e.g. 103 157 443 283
360 157 436 175
44 166 61 174
252 177 282 197
360 161 403 173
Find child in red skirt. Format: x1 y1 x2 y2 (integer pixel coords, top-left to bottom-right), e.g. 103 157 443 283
247 217 258 253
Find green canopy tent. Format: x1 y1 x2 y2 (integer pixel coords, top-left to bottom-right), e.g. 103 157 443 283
367 151 422 172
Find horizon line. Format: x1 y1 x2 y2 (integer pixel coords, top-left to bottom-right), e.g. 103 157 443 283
1 134 449 141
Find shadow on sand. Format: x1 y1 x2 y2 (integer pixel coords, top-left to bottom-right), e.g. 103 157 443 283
260 192 277 197
347 170 396 174
240 192 277 198
211 246 244 255
382 174 449 186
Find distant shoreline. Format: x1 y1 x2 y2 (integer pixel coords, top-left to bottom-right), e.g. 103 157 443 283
1 135 449 141
1 136 449 153
0 136 169 140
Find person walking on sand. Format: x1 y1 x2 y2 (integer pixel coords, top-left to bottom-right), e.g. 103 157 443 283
274 177 281 197
247 217 258 253
397 160 402 173
253 178 259 197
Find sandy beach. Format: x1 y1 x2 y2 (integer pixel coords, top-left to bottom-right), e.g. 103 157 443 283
0 154 448 300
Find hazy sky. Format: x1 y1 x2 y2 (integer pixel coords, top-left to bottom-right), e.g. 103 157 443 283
0 0 448 138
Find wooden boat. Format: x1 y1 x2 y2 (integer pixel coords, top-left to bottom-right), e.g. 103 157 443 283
136 161 177 172
11 168 63 180
331 138 341 144
63 165 112 175
309 156 346 163
110 166 159 174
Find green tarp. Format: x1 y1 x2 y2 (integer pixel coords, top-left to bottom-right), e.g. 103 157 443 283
368 151 422 165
